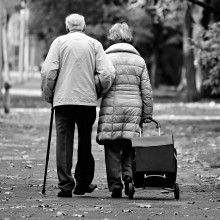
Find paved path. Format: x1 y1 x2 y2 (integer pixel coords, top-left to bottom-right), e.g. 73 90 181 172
1 75 220 219
0 104 220 219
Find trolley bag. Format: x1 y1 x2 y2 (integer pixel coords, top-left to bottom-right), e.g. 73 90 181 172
131 118 177 191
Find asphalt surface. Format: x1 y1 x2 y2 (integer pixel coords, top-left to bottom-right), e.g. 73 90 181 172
0 76 220 219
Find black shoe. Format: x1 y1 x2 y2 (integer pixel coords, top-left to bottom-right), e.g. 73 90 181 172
124 176 135 198
73 183 97 195
111 188 122 198
57 190 72 198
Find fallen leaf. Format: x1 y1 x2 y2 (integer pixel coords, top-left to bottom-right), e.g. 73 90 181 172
72 214 85 217
36 199 43 203
0 207 7 210
94 206 103 209
49 208 57 211
21 215 32 218
4 192 13 195
137 204 152 208
16 206 26 209
122 209 132 213
187 201 195 204
3 187 13 190
155 212 163 216
56 211 67 217
100 210 112 214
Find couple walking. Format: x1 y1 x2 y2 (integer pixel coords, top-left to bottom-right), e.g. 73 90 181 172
41 14 153 198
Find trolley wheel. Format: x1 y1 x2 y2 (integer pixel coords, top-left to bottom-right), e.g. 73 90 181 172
128 183 135 200
174 183 180 200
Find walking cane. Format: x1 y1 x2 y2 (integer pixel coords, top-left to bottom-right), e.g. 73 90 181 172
42 106 54 195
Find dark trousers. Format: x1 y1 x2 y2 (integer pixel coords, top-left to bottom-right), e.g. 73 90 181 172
104 139 133 192
55 105 96 193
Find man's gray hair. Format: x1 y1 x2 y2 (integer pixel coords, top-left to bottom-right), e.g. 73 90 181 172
65 14 86 31
108 22 133 43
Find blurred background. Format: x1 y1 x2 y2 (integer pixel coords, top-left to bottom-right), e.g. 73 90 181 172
0 0 220 112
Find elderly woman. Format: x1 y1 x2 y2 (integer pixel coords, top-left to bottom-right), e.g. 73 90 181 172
96 23 153 198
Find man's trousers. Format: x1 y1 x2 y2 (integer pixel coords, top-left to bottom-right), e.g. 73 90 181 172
55 105 96 193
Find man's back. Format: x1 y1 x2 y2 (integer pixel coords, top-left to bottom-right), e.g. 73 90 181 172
41 31 115 107
54 32 100 107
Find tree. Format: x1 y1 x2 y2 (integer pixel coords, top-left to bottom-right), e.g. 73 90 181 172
195 22 220 95
0 0 3 101
29 0 220 100
127 0 199 100
192 0 220 96
103 0 183 88
29 0 105 52
183 2 200 101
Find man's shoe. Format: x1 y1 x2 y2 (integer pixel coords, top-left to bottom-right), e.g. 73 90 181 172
57 191 72 198
73 184 97 195
111 188 122 198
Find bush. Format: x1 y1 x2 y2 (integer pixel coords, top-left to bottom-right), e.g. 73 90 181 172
196 22 220 95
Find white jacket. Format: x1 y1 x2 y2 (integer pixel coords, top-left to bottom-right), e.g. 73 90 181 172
41 31 115 107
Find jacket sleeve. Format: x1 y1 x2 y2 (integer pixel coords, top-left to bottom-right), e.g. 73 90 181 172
140 64 153 120
94 42 115 98
40 38 60 103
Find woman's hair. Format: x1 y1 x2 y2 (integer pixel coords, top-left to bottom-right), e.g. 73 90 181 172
65 14 86 32
108 22 133 43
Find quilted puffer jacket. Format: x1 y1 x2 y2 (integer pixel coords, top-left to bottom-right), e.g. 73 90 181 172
96 43 153 144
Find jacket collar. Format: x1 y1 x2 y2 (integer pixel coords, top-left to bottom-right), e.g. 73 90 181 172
69 30 85 34
105 43 140 56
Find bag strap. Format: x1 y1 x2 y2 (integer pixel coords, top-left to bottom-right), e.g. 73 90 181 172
140 118 161 137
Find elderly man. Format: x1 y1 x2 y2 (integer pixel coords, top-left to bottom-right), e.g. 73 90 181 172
41 14 115 197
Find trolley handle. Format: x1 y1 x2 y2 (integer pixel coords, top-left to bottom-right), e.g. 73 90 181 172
140 118 161 137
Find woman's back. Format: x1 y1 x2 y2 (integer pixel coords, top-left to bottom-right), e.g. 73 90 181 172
102 43 144 108
97 43 153 143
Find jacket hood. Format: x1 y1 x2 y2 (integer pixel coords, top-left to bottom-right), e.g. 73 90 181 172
105 43 140 56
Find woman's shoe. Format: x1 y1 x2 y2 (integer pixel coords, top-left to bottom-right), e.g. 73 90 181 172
124 176 135 199
57 190 72 198
111 188 122 198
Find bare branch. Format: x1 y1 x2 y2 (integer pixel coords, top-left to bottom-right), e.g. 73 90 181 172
187 0 217 14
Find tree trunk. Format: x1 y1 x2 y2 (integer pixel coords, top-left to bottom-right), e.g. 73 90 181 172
151 23 160 88
2 2 11 113
192 2 205 94
19 4 25 82
24 27 30 79
201 0 211 29
0 0 3 101
151 51 158 88
177 67 187 92
30 35 36 75
183 3 200 102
